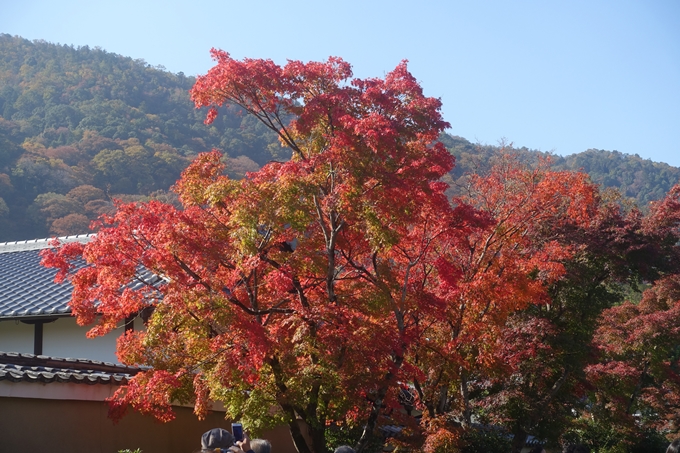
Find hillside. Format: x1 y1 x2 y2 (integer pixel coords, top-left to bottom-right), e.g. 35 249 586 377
441 135 680 207
0 34 283 240
0 35 677 241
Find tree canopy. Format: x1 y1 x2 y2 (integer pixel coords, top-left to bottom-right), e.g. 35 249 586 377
39 49 680 453
45 53 463 453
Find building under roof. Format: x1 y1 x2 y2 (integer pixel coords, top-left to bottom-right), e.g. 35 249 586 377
0 235 288 453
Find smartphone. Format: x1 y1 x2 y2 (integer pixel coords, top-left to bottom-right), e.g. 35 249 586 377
231 422 243 443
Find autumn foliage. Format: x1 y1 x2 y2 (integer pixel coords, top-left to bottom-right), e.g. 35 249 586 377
41 51 680 453
586 186 680 441
44 52 463 453
411 155 601 425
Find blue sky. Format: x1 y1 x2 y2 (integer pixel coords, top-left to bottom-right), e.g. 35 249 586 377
2 0 679 166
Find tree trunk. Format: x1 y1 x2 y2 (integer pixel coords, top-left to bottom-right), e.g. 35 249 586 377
308 423 328 453
271 355 321 453
436 385 448 415
510 427 527 453
354 388 386 453
355 349 405 453
459 369 472 428
288 417 313 453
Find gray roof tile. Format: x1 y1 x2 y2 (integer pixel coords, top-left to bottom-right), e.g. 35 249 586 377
0 235 163 319
0 351 140 385
0 248 76 318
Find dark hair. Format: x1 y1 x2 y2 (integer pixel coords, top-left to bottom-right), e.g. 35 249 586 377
667 440 680 453
530 446 545 453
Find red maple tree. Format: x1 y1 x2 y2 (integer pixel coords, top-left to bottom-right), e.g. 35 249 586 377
586 185 680 441
44 51 677 453
42 52 478 453
474 183 680 451
407 153 602 450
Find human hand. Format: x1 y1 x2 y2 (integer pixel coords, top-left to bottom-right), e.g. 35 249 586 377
236 433 251 453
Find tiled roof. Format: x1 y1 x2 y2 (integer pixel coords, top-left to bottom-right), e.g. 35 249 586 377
0 247 78 318
0 351 140 385
0 234 162 319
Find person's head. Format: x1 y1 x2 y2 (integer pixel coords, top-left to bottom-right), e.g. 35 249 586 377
667 439 680 453
250 438 272 453
202 428 235 451
530 446 546 453
334 447 355 453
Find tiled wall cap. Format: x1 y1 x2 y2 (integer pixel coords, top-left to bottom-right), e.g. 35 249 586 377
0 234 94 254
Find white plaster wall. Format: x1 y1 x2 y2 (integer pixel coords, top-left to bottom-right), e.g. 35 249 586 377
0 320 33 353
43 317 120 363
0 316 146 363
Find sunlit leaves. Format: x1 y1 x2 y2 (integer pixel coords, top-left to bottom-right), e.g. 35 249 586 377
43 53 465 453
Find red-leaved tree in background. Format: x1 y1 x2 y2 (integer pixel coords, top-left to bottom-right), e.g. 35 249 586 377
586 186 680 443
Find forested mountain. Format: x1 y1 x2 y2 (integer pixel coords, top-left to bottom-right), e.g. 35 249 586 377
0 34 677 241
0 34 283 240
441 135 680 207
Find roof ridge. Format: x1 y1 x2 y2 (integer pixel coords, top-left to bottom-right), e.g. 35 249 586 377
0 351 142 374
0 234 94 254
